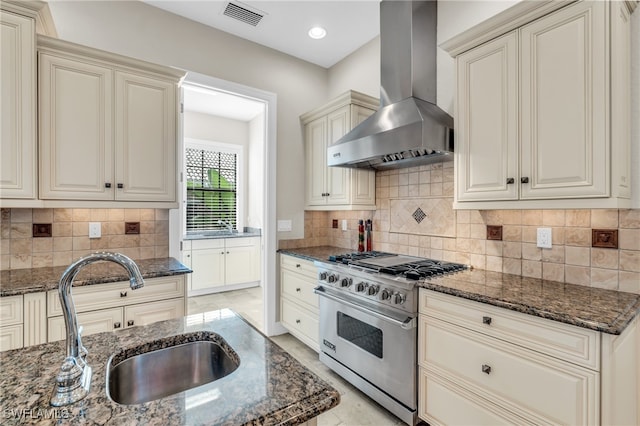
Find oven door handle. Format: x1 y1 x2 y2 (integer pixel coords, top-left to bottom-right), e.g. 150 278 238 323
314 286 417 330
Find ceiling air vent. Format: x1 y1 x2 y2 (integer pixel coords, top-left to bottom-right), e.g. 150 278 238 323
223 2 265 26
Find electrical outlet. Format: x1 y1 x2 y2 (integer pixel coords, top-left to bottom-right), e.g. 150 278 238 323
277 220 292 232
536 227 552 249
89 222 101 239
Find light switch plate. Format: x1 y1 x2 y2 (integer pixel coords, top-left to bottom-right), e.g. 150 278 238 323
536 227 552 249
277 220 292 232
341 220 348 231
89 222 101 239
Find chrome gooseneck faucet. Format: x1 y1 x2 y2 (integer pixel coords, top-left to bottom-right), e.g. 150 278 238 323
50 252 144 407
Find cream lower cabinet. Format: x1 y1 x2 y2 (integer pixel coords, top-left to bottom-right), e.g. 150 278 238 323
302 91 378 210
183 237 261 295
451 0 633 209
0 292 48 351
418 289 640 426
46 275 186 342
280 254 319 351
0 8 36 200
37 35 183 205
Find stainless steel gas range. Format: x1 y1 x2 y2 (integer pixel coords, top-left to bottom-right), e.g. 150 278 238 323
314 251 468 425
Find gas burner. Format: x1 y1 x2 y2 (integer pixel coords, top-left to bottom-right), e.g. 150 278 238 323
328 251 396 265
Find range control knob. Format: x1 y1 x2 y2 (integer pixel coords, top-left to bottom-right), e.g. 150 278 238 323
327 274 338 283
319 272 328 281
355 282 367 293
379 289 391 301
367 284 380 296
392 292 406 305
340 278 353 288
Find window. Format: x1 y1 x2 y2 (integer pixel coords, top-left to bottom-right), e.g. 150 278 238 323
185 141 241 233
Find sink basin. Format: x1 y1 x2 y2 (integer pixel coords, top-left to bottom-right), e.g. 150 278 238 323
106 332 240 405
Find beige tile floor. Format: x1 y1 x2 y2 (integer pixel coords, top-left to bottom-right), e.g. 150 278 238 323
188 287 407 426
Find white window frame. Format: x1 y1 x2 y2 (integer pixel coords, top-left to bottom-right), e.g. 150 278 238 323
183 137 244 235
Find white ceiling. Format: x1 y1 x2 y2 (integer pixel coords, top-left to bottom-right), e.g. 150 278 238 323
142 0 380 69
147 1 381 121
183 85 265 121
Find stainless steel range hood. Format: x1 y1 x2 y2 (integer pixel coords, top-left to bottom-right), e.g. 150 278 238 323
327 0 453 170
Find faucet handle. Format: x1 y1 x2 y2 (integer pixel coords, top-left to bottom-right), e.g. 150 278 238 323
77 326 88 360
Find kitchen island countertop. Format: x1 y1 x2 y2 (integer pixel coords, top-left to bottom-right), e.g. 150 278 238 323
279 246 640 335
0 309 340 425
0 257 191 297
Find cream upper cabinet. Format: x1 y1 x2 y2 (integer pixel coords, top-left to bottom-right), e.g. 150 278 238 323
455 32 518 202
448 0 634 209
0 10 36 200
37 35 183 205
302 91 378 210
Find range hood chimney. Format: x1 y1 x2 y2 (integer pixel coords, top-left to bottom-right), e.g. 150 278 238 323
327 0 453 170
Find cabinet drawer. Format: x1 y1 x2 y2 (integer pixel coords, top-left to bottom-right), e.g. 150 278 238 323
281 300 319 348
281 269 319 311
419 289 599 370
0 295 23 326
419 367 531 426
190 239 225 250
48 307 124 342
225 236 260 248
420 316 598 425
48 276 185 316
124 298 184 328
280 255 318 280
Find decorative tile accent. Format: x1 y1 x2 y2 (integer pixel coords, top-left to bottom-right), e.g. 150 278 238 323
486 225 503 241
32 223 52 238
390 198 455 237
125 222 141 235
412 208 427 224
592 229 618 249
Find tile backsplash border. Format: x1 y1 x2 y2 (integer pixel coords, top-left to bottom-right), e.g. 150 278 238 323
279 164 640 294
0 208 170 270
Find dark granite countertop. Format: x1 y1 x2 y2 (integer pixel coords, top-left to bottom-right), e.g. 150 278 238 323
279 246 640 335
0 309 339 425
0 257 191 297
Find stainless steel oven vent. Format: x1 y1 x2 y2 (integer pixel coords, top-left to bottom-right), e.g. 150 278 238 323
223 2 265 26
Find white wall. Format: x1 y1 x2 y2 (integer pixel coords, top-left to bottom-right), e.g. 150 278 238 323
47 0 329 240
328 36 380 100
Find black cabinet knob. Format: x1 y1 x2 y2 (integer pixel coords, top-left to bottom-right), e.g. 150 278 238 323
127 320 135 327
482 316 492 325
105 183 112 188
482 364 492 375
120 291 127 298
506 178 515 184
521 177 529 184
117 183 124 189
114 322 121 329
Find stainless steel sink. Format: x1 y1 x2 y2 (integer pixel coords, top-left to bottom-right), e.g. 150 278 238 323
106 333 240 405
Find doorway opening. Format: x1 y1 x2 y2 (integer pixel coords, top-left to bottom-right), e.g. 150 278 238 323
169 71 279 336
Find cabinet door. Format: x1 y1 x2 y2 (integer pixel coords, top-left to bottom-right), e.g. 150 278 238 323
326 106 350 205
520 1 608 199
190 248 225 290
115 71 176 201
225 242 260 285
0 325 24 351
0 12 36 199
48 308 124 342
39 53 113 200
350 105 376 206
124 299 184 328
305 117 328 206
456 32 518 201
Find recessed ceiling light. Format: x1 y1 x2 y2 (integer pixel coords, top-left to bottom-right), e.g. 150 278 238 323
308 26 327 40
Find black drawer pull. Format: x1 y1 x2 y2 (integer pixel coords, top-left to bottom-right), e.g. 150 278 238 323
295 319 301 324
114 322 121 329
120 291 127 298
296 264 301 268
127 320 135 327
295 288 301 292
482 316 492 325
482 364 492 375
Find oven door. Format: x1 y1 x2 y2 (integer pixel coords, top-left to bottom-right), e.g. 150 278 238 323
316 286 417 410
